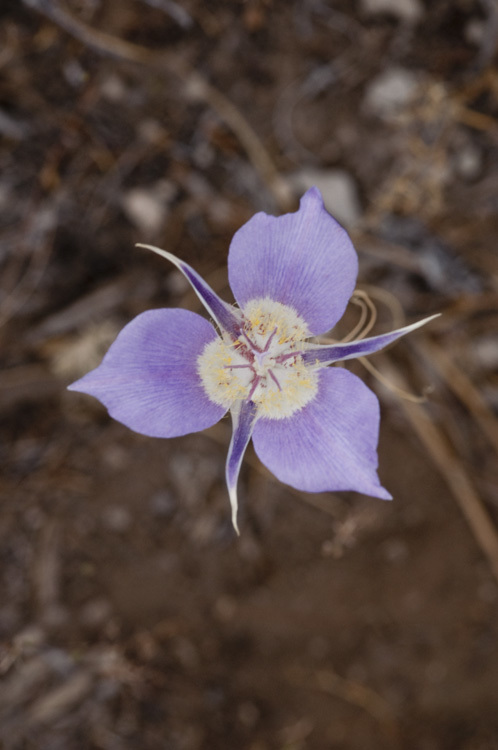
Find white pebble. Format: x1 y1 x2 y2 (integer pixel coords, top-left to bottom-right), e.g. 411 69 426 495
361 0 423 24
290 169 362 227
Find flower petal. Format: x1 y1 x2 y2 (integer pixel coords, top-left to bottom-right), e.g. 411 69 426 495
226 399 258 534
252 367 392 499
137 244 241 336
68 309 227 437
301 314 440 367
227 187 358 335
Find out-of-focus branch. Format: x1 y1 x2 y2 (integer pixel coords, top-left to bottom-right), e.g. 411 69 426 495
22 0 294 211
414 339 498 458
378 353 498 585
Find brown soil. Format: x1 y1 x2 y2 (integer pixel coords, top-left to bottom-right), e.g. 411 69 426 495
1 1 498 748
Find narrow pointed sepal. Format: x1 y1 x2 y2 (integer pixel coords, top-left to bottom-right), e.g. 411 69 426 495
302 314 440 367
137 244 241 337
226 399 258 534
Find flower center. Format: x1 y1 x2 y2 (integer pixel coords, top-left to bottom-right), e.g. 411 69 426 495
197 299 319 419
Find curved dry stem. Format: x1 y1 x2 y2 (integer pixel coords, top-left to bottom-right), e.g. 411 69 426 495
350 289 377 340
287 667 398 742
23 0 293 211
359 356 429 404
379 354 498 586
415 338 498 458
338 289 378 345
341 295 369 343
359 284 406 331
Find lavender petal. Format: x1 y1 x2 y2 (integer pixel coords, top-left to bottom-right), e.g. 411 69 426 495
302 314 440 367
68 308 227 437
227 187 358 335
252 368 392 499
137 244 241 336
226 399 258 533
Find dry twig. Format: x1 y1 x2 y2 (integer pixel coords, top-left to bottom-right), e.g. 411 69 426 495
414 339 498 458
378 353 498 585
22 0 293 211
288 666 399 743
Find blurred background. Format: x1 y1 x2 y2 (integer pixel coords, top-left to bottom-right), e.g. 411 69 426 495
1 0 498 748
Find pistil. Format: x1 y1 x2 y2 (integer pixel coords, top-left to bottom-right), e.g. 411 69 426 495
198 298 319 418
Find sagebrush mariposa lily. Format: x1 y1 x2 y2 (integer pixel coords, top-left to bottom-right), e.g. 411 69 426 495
69 188 437 532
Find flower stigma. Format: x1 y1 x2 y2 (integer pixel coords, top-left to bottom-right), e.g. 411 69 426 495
197 299 318 419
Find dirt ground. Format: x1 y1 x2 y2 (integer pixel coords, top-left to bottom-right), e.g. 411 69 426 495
1 1 498 748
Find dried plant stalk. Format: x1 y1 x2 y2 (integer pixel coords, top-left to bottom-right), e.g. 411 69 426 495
414 339 498 457
378 354 498 585
23 0 293 211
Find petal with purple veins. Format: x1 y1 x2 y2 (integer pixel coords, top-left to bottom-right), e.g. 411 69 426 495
228 187 358 336
252 367 392 500
137 244 241 337
301 314 440 367
69 308 227 438
226 399 258 533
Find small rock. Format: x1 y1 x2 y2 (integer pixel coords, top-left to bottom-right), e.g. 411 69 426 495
42 605 69 630
472 336 498 370
43 647 74 675
0 183 8 209
80 598 113 629
101 505 132 533
100 74 127 102
213 595 237 622
453 142 482 180
364 67 420 120
237 701 260 727
383 538 409 563
0 109 32 140
137 118 169 145
63 59 87 87
192 140 215 169
50 321 120 379
465 18 485 45
361 0 423 24
13 625 46 654
149 490 175 518
122 180 175 236
102 444 129 471
483 385 498 410
164 269 190 296
173 637 199 670
290 169 362 227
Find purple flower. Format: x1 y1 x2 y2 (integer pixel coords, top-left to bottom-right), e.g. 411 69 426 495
69 188 436 532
